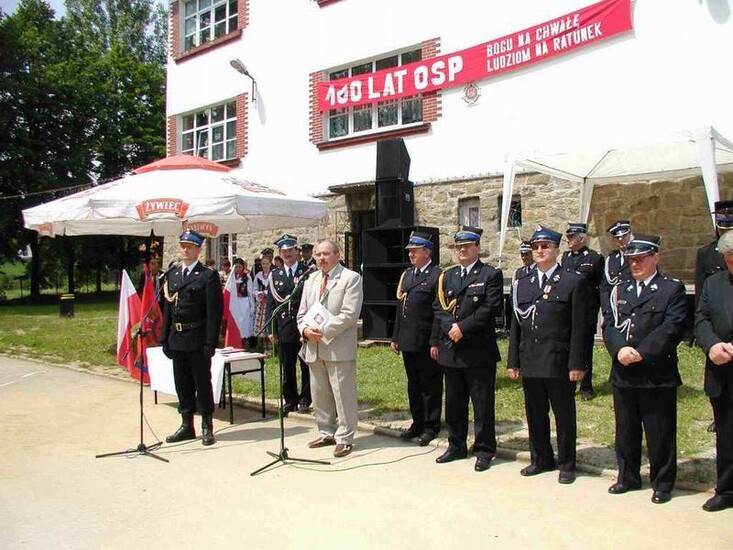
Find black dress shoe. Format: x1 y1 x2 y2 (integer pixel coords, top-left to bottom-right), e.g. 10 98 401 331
435 448 468 464
558 470 576 484
702 494 733 512
400 425 423 440
201 414 216 446
417 432 436 447
651 491 671 504
608 482 641 495
474 457 492 472
297 401 311 413
165 423 196 443
520 464 556 477
580 389 594 401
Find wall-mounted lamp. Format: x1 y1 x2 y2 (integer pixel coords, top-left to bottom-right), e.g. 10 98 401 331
229 58 257 103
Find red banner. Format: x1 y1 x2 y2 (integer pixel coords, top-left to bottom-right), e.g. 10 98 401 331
318 0 632 112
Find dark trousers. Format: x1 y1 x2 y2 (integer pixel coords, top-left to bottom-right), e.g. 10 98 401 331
171 350 215 416
280 341 311 406
444 364 496 458
612 385 677 492
522 377 577 472
579 327 596 393
403 350 444 435
711 392 733 497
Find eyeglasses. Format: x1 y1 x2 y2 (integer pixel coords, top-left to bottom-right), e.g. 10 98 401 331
531 243 556 250
627 253 654 263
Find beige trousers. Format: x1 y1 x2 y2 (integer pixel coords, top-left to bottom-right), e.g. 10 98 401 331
308 358 358 444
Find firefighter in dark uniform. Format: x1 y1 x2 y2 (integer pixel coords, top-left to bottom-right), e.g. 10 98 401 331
430 226 504 472
300 242 316 269
694 230 733 512
603 234 687 504
391 231 443 447
269 234 313 414
161 230 223 446
508 225 588 484
600 220 633 315
561 222 604 400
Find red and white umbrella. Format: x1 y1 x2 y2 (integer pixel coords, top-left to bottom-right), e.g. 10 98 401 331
23 155 327 237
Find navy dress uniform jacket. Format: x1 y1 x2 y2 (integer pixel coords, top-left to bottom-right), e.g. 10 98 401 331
508 267 588 377
268 261 310 344
602 273 687 388
431 261 503 368
695 271 733 398
161 264 223 352
561 246 604 326
695 240 726 309
392 264 441 352
600 250 631 314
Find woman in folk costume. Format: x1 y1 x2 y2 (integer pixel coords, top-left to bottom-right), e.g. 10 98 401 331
253 255 274 355
232 258 255 341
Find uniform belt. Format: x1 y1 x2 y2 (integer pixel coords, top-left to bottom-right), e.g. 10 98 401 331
173 320 205 332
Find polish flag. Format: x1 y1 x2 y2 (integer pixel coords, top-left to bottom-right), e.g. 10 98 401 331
132 265 162 383
223 271 246 348
117 269 141 374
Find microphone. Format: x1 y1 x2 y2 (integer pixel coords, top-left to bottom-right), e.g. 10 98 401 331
158 261 180 280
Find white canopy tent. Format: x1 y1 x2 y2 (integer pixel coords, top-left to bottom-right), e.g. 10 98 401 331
498 126 733 266
22 155 328 237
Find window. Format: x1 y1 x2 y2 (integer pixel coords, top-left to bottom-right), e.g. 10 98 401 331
327 49 423 140
180 101 237 161
217 234 237 263
458 197 480 227
183 0 238 51
497 194 522 230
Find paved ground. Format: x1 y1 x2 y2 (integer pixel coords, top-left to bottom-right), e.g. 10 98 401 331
1 355 731 549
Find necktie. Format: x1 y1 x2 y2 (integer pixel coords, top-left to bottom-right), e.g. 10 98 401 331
638 281 645 296
319 273 329 298
461 267 467 278
540 273 548 289
183 267 189 279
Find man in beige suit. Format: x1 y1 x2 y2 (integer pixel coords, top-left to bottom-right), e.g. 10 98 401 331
297 240 363 457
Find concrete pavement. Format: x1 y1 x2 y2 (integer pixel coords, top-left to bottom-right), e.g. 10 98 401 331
1 355 731 549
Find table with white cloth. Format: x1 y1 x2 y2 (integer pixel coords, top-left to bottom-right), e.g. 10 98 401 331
147 347 267 424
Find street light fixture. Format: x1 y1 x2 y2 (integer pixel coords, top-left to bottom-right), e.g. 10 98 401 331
230 58 257 103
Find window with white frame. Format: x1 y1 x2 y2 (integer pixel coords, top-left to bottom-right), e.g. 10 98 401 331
180 101 237 161
183 0 238 51
327 49 423 140
458 197 480 227
497 194 522 230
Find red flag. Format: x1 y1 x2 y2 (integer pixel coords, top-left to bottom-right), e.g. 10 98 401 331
223 271 245 348
129 266 163 383
117 270 141 376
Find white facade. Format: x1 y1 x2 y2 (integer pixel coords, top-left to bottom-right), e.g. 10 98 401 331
166 0 733 195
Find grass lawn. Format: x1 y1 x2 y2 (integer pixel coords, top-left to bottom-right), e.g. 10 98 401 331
0 297 717 479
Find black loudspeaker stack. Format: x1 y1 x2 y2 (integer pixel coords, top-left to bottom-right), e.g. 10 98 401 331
375 139 414 228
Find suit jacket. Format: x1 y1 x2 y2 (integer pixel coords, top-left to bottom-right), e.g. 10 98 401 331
508 265 588 377
562 246 603 329
602 272 687 388
694 240 725 308
161 262 223 352
431 260 503 368
392 263 441 353
268 261 311 344
297 264 363 363
600 250 631 314
694 271 733 398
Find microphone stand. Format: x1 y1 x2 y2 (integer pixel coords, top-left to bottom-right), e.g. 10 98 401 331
251 267 329 476
96 271 168 463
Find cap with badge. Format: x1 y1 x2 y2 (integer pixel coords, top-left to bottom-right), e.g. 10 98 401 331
566 222 587 235
406 230 434 250
454 225 482 245
260 247 274 257
607 220 632 238
623 233 661 257
300 242 313 252
530 225 562 245
713 200 733 230
179 230 205 246
519 240 532 254
274 234 298 250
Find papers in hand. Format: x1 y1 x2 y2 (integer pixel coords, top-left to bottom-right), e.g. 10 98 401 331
302 302 333 345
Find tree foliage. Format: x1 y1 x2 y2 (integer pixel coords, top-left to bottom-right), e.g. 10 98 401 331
0 0 167 298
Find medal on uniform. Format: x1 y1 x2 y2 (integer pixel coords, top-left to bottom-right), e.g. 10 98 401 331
543 284 551 294
542 294 549 300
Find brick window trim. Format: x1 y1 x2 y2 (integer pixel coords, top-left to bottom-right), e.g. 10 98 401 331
316 123 430 151
173 29 242 63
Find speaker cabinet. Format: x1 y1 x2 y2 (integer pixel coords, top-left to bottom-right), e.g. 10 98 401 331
375 179 414 228
376 138 411 182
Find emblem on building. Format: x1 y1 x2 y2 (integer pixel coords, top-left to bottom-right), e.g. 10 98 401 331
462 83 481 105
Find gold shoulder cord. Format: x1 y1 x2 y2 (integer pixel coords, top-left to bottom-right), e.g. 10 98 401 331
395 270 407 302
163 281 178 304
437 271 457 314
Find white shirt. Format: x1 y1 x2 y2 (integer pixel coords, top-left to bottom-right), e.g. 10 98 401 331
460 260 478 277
536 263 559 288
181 260 199 277
414 260 432 276
637 271 657 296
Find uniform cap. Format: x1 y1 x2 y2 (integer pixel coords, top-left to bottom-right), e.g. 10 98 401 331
179 230 204 246
406 231 434 250
566 222 587 235
623 233 661 257
519 240 532 254
714 200 733 230
454 225 482 245
530 225 562 245
607 220 631 238
274 234 298 250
